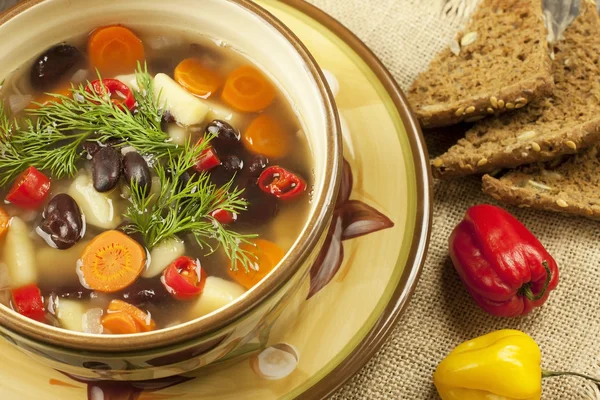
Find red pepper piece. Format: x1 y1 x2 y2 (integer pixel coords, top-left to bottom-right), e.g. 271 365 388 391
6 166 51 209
258 166 306 200
161 256 207 300
193 147 221 172
211 208 236 224
85 78 136 111
11 284 45 322
449 204 559 317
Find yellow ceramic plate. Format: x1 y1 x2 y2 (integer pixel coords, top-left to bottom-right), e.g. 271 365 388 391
0 0 431 399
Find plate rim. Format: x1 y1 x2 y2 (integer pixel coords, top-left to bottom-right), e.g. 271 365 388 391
273 1 433 398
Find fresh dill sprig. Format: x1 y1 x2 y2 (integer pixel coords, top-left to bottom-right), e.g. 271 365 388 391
28 65 178 159
124 140 257 272
0 103 90 186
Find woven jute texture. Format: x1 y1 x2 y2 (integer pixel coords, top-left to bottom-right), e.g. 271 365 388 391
305 0 600 399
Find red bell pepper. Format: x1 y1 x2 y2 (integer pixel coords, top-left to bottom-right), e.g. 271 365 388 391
6 166 51 209
210 208 236 224
161 256 207 300
11 284 45 322
449 204 559 317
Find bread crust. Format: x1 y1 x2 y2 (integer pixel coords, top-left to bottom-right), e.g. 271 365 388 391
408 0 552 128
432 0 600 179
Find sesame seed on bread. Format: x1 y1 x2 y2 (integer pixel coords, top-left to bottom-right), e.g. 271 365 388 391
432 0 600 179
407 0 553 128
482 145 600 218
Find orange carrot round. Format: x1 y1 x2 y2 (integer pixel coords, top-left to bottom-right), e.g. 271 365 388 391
242 114 290 159
228 239 284 290
107 299 155 332
221 65 276 112
101 311 139 334
79 230 146 293
174 58 223 98
88 26 145 76
29 82 73 109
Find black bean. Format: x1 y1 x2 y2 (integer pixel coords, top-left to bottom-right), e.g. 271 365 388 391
247 155 269 176
123 152 152 194
39 194 84 249
30 44 82 91
206 120 241 153
92 147 122 192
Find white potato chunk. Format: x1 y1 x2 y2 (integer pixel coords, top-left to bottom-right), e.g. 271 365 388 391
204 100 244 128
56 298 87 332
153 73 209 125
142 237 185 278
167 123 190 146
188 277 245 319
113 74 139 91
68 173 122 229
36 241 89 288
4 217 37 287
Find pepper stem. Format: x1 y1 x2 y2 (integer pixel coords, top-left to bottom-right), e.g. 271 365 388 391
520 261 551 301
543 370 600 384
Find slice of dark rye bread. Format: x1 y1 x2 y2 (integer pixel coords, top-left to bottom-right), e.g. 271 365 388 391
407 0 553 128
432 0 600 179
482 146 600 218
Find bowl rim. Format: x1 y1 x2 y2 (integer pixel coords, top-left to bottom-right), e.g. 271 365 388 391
0 0 342 352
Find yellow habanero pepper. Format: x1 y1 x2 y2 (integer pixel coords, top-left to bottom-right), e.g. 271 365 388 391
434 329 600 400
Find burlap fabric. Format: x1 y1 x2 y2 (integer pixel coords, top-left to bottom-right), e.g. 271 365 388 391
302 0 600 399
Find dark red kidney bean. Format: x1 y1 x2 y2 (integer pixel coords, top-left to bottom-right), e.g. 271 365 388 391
30 44 82 91
247 155 269 177
39 193 84 249
222 155 243 173
209 155 243 187
123 152 152 194
119 278 170 305
236 182 279 225
92 146 122 192
82 141 101 158
206 120 240 153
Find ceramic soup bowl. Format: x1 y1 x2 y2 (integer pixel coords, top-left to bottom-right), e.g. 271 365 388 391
0 0 341 380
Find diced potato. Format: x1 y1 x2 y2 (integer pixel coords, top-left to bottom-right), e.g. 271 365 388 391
188 277 245 319
167 123 190 146
36 241 89 288
68 173 122 229
153 73 209 125
142 237 185 278
204 100 244 128
113 74 139 91
56 298 87 332
4 217 37 287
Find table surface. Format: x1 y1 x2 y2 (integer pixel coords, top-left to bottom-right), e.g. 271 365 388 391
304 1 600 399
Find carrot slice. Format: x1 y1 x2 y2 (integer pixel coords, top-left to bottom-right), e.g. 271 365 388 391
107 299 156 332
242 114 290 159
0 207 10 240
221 65 276 112
228 239 284 290
101 311 139 334
29 82 73 109
174 58 223 98
88 26 145 76
79 230 146 293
